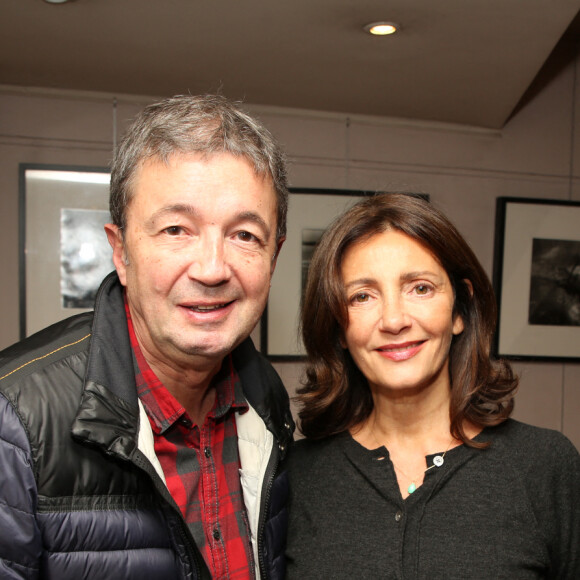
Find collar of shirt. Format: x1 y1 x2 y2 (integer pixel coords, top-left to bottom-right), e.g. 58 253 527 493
123 295 248 435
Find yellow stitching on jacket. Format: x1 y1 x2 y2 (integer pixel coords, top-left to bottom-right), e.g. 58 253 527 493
0 333 91 382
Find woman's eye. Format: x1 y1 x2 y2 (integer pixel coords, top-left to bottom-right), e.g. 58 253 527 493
352 293 370 303
414 284 431 295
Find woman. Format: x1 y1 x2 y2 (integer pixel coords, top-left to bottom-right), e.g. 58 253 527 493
285 193 580 579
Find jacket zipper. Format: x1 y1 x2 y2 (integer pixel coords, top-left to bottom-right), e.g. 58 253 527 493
256 445 279 579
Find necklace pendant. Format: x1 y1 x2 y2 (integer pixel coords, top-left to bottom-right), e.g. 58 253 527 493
433 455 444 467
407 482 417 494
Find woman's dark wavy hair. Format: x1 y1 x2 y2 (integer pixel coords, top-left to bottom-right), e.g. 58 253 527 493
297 193 518 446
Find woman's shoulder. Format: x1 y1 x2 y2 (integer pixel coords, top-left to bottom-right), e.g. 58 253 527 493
488 420 580 549
493 418 575 445
286 433 348 474
289 432 344 456
489 418 579 467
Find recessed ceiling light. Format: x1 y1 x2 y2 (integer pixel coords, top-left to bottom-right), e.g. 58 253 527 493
364 22 399 36
44 0 76 4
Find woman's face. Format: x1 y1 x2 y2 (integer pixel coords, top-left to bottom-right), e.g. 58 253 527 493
340 230 464 396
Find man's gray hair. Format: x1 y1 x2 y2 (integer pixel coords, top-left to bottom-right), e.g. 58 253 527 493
110 94 288 241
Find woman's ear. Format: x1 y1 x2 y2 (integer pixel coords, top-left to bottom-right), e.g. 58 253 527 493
463 278 474 297
452 313 465 336
452 279 473 336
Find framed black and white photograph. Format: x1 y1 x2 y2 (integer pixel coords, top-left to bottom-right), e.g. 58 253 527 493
261 188 375 360
19 164 113 338
60 208 114 309
493 197 580 361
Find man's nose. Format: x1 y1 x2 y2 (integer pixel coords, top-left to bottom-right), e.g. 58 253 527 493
187 234 232 286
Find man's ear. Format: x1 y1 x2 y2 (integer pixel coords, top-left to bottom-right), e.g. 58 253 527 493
270 237 286 275
104 223 128 286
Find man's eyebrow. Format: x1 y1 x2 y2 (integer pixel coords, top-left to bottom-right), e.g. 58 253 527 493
146 204 198 227
145 205 272 237
236 211 272 238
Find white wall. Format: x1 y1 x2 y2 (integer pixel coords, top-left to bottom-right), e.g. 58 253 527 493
1 54 579 449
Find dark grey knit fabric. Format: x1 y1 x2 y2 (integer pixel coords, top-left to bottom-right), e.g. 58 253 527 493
285 419 580 579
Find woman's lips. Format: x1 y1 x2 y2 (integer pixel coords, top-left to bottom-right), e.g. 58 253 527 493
376 340 425 361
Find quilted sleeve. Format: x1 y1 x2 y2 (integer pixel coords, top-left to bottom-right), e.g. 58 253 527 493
0 393 42 579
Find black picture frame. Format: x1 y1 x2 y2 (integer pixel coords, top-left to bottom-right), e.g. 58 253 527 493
19 163 112 339
261 187 377 361
493 196 580 362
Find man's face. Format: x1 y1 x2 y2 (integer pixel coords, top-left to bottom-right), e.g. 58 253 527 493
106 152 282 373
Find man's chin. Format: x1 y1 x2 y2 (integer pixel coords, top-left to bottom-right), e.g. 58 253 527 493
178 336 241 361
169 323 256 363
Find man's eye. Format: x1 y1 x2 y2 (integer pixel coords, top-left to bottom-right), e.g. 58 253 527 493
163 226 183 236
237 231 258 243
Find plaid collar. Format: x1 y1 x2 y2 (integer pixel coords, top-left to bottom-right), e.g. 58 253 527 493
123 295 248 434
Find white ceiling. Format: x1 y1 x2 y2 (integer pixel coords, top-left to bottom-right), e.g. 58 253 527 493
2 0 580 129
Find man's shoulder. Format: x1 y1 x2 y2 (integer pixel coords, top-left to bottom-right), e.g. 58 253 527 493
232 337 295 443
231 338 283 397
0 312 94 391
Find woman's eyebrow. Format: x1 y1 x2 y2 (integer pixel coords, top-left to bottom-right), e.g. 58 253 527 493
343 271 443 289
343 277 377 291
400 270 441 281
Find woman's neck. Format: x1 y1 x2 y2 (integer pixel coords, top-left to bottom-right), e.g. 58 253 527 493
351 389 457 500
368 380 452 443
351 383 483 499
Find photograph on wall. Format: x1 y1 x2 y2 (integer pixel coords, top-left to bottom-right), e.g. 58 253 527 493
301 228 325 295
60 208 114 309
493 197 580 361
528 238 580 327
20 164 112 338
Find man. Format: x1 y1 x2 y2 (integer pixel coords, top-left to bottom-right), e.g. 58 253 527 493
0 95 294 580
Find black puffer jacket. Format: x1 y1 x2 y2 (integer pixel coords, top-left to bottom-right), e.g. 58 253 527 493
0 273 294 579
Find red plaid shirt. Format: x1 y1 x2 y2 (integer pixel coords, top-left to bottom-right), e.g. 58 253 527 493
125 305 254 579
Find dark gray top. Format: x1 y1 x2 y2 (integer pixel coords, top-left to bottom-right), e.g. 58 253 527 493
285 419 580 579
